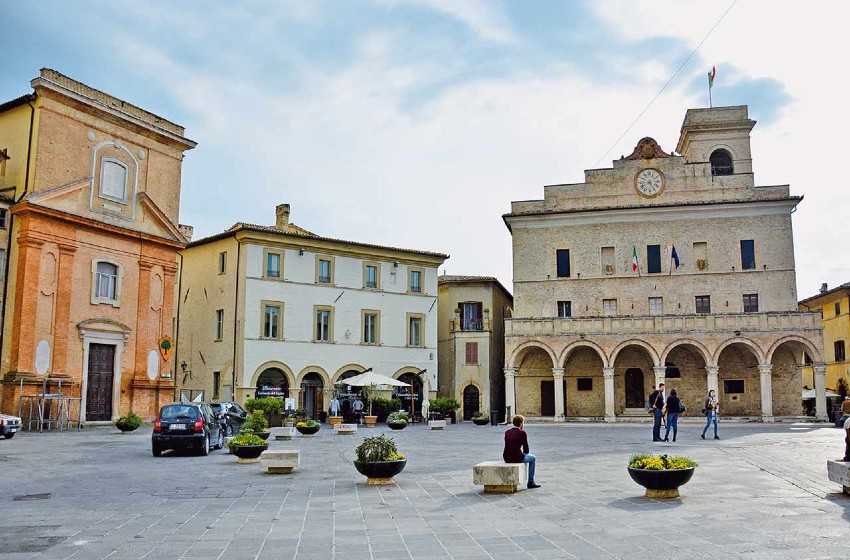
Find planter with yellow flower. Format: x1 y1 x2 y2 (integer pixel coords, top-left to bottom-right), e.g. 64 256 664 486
627 453 697 498
296 419 321 436
353 434 406 485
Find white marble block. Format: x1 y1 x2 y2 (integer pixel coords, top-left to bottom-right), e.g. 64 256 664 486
272 426 297 441
260 450 300 474
472 461 529 493
827 460 850 494
429 420 446 430
335 423 357 435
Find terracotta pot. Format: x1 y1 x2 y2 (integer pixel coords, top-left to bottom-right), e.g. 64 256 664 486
328 416 342 427
364 415 378 427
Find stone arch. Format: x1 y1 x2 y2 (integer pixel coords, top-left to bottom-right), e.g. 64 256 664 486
393 366 430 415
766 336 822 364
712 337 766 365
558 340 609 368
331 363 367 385
508 340 557 369
249 360 296 389
459 380 484 420
609 339 660 367
296 365 331 387
660 339 711 365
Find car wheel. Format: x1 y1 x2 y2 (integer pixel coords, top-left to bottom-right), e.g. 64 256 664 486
152 445 162 457
4 433 14 439
215 430 224 450
200 434 210 456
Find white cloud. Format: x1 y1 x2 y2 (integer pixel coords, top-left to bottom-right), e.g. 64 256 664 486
377 0 518 44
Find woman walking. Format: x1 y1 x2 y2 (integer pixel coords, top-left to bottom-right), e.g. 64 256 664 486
701 389 720 440
663 389 683 442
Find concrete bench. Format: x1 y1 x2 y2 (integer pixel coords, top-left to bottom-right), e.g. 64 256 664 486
473 461 529 493
429 420 446 430
271 427 296 441
335 423 357 435
260 450 300 474
827 460 850 494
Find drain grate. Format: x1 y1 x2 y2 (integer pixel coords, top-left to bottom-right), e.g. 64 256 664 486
13 493 52 501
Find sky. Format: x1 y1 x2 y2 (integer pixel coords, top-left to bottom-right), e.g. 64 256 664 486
2 1 848 300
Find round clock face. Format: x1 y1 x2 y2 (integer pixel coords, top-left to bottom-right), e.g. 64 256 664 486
635 168 665 197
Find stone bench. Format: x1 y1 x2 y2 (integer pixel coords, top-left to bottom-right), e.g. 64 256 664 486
473 461 529 493
827 460 850 494
335 423 357 435
259 450 300 474
271 427 296 441
429 420 446 430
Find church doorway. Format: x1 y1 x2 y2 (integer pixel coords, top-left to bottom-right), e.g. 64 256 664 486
462 385 480 420
624 368 645 408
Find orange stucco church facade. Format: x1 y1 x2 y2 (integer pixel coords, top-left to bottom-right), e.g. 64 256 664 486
0 69 195 421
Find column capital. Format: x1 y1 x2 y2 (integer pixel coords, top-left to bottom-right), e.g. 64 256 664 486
705 365 720 375
551 367 565 377
757 363 773 375
503 367 517 377
813 363 827 375
602 366 615 379
653 365 667 374
57 242 78 255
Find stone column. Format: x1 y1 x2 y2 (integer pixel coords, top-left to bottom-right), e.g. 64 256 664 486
603 366 616 423
9 237 44 372
758 363 774 422
814 364 828 421
504 367 517 418
552 367 565 421
51 243 77 373
705 366 719 395
653 365 666 390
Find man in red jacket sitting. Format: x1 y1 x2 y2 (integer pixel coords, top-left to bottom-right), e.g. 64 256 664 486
503 415 541 489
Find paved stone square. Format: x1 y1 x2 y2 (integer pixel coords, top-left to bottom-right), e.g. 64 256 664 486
1 420 849 559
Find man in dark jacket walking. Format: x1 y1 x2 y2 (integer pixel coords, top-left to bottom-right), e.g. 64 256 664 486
648 383 665 442
503 415 540 489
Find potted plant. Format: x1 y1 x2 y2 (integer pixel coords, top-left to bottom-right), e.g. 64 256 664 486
354 434 406 485
227 432 269 463
471 412 490 426
430 397 461 423
361 384 378 427
283 412 296 427
242 410 271 440
296 419 321 436
245 397 284 427
329 383 344 427
387 412 408 431
115 412 142 433
627 453 698 498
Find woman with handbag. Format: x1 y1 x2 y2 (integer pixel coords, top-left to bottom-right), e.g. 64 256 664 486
701 389 720 440
663 389 683 442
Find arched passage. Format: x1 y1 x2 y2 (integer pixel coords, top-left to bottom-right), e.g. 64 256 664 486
461 381 482 420
393 369 425 417
254 367 290 400
299 371 325 420
717 341 763 416
612 342 658 415
768 338 818 417
662 341 709 416
562 344 605 417
514 345 554 416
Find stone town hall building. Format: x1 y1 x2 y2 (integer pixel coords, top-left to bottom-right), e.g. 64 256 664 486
503 105 826 422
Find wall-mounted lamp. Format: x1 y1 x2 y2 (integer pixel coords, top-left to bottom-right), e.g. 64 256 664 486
180 361 187 373
298 248 305 256
732 266 736 272
393 261 399 268
576 273 581 279
763 264 767 270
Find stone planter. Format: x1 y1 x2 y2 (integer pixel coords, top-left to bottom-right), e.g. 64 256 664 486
254 431 271 441
231 444 269 464
354 459 407 485
472 417 489 426
364 415 377 428
627 467 695 498
296 424 321 436
387 422 407 431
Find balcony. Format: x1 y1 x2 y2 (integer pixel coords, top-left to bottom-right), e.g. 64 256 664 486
505 311 822 337
451 317 490 332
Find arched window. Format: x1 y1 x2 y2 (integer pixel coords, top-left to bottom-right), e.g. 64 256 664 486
710 149 733 176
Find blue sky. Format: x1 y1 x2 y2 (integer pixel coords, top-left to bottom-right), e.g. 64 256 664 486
2 1 848 297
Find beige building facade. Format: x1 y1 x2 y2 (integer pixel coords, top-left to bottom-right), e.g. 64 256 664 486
504 105 825 422
437 275 513 422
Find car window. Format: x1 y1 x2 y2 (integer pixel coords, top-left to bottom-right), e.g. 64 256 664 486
160 405 199 420
233 403 247 415
211 404 222 413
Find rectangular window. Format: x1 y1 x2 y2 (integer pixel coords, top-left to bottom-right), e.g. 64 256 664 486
218 251 227 274
460 302 483 330
835 340 846 362
318 259 331 283
409 269 422 293
215 309 224 341
556 249 570 278
835 301 841 317
577 378 593 391
407 314 424 347
95 262 118 300
649 297 663 316
557 300 572 318
695 295 711 314
0 248 4 279
315 308 331 342
646 245 661 274
100 158 128 202
740 239 756 270
266 252 281 278
365 264 378 289
465 342 478 365
603 299 617 316
743 293 759 313
264 305 280 339
0 208 7 229
213 371 221 400
363 312 378 344
723 380 745 394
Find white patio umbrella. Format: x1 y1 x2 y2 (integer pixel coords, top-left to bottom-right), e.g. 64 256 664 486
340 371 416 419
802 388 839 400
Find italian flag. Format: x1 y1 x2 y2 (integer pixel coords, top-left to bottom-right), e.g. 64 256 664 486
631 246 639 272
708 66 716 89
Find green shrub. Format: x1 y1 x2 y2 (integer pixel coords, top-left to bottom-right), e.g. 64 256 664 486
355 434 404 462
241 410 268 433
429 397 461 415
471 412 488 421
115 412 142 432
387 412 408 425
244 397 283 417
227 432 267 449
371 397 402 421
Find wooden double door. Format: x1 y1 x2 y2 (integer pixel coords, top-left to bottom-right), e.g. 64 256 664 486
86 343 115 421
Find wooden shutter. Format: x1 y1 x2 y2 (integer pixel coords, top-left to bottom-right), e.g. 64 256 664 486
465 342 478 365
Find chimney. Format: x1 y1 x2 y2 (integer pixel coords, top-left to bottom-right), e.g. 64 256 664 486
820 283 828 294
178 224 194 242
275 204 290 229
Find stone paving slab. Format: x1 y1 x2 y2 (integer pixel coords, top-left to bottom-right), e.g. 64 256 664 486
1 422 849 559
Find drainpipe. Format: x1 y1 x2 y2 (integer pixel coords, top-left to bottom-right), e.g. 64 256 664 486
0 98 36 361
232 237 241 401
174 251 184 401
